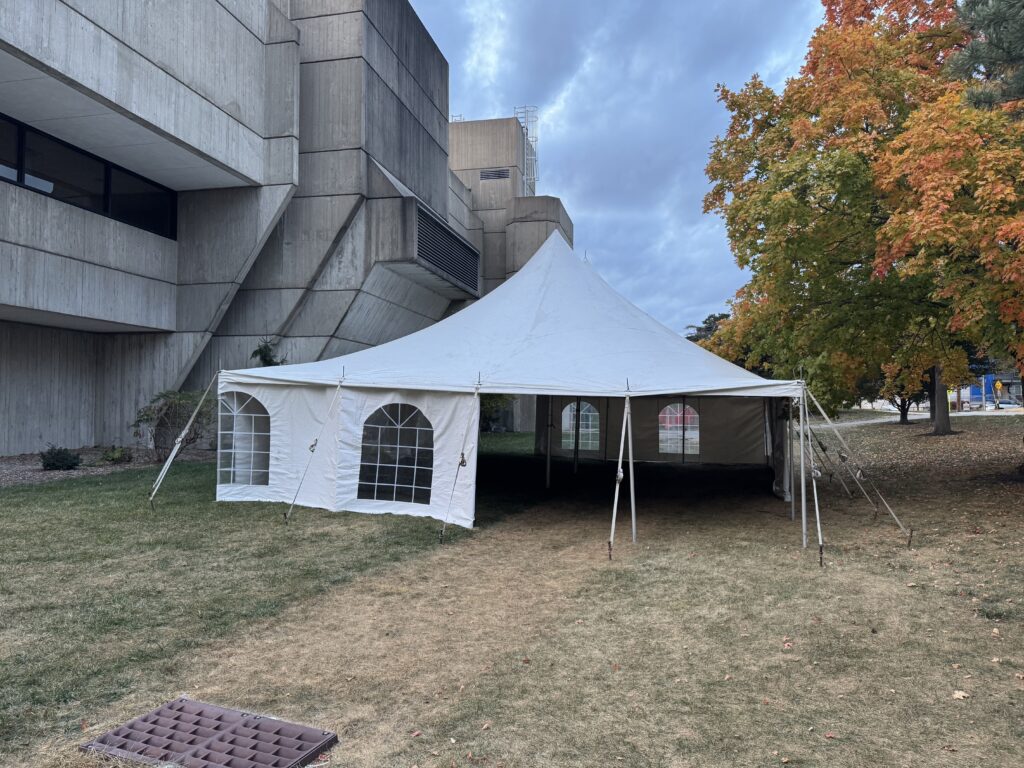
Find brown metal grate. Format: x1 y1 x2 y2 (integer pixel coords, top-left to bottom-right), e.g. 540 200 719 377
80 697 337 768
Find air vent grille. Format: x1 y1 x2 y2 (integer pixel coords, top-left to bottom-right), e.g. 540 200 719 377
479 168 510 180
416 205 480 294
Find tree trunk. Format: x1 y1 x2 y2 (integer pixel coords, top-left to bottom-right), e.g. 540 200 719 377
933 364 952 435
928 369 937 421
898 398 911 424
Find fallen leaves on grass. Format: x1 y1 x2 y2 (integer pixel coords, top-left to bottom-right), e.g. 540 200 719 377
952 690 970 700
411 730 423 738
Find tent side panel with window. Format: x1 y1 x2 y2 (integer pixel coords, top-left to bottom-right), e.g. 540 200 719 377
216 233 801 529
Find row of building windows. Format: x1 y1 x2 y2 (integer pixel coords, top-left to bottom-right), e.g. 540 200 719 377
0 113 176 239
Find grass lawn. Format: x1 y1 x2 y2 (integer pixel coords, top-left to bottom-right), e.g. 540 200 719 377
1 417 1022 766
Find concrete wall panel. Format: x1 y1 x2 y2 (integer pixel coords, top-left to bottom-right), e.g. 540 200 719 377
242 195 361 289
0 182 176 283
298 59 364 153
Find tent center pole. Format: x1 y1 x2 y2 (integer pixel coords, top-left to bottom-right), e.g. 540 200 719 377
573 396 581 474
545 396 553 490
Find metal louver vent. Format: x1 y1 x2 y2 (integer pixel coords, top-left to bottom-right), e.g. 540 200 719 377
479 168 510 180
416 205 480 295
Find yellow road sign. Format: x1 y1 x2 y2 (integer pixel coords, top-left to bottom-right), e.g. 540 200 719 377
995 380 1003 391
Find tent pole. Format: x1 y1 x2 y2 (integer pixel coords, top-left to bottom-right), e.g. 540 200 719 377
799 386 807 548
545 396 553 490
626 395 637 544
573 396 581 473
608 396 629 559
807 407 825 566
809 428 853 498
788 397 795 521
150 370 219 505
805 388 909 537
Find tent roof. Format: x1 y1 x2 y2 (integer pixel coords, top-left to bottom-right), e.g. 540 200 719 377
221 233 801 398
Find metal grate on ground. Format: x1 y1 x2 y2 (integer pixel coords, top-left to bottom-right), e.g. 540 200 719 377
80 697 337 768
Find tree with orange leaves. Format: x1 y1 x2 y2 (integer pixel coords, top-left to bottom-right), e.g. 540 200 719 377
705 0 1020 433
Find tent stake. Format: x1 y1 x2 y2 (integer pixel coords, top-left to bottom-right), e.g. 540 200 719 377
149 370 219 504
608 396 630 558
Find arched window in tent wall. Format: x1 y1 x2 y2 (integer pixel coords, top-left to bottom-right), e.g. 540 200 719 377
218 391 271 485
658 402 699 456
358 403 433 504
561 400 600 451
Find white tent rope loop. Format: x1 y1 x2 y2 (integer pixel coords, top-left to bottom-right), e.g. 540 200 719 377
284 380 344 524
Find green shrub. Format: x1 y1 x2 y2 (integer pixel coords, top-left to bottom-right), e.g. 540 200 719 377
101 446 133 465
39 445 81 471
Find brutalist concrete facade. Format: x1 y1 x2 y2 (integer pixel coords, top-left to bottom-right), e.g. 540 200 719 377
0 0 571 455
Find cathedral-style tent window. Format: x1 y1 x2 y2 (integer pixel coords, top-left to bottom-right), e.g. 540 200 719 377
659 402 699 456
358 403 433 504
561 400 600 451
218 391 270 485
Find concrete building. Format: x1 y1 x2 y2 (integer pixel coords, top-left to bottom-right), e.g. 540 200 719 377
0 0 572 455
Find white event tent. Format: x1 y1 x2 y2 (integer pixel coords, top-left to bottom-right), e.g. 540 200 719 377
212 233 814 544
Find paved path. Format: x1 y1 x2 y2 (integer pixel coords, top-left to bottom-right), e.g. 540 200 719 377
824 409 1023 429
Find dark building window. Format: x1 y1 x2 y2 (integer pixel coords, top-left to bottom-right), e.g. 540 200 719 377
24 130 106 213
0 112 176 238
109 168 175 238
0 119 16 182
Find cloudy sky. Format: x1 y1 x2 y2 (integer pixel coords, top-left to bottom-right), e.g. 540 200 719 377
410 0 824 333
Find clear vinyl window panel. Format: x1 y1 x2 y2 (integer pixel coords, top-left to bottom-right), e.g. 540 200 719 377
218 391 271 486
358 403 433 505
561 401 600 451
659 402 699 456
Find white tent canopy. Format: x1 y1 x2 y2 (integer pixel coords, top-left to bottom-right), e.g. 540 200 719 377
222 233 800 399
215 233 802 533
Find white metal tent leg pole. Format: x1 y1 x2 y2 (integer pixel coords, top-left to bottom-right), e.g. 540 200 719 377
626 395 637 544
608 396 629 559
799 387 807 548
545 397 553 490
788 397 795 521
150 370 219 505
573 395 581 474
806 410 825 566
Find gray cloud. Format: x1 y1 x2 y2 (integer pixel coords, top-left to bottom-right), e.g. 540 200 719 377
412 0 823 332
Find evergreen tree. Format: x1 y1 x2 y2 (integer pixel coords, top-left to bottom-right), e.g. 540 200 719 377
948 0 1024 110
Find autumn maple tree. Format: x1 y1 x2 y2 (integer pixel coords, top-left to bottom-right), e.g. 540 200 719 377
705 0 1022 433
